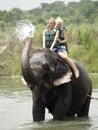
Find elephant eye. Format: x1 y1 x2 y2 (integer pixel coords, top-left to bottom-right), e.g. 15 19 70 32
42 63 50 70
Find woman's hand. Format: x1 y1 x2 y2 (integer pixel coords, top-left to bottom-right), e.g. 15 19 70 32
58 38 61 42
50 47 53 50
25 36 32 44
58 38 63 43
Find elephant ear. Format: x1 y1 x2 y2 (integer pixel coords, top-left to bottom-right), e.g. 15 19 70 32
53 71 72 86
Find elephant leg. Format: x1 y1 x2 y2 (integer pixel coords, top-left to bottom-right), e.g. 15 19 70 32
53 85 72 120
53 99 66 120
77 97 91 117
77 85 92 117
33 99 45 121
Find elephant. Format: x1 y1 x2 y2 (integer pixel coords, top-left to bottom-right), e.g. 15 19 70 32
21 38 92 121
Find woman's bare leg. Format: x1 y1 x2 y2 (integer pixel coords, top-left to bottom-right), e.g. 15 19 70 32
58 51 79 78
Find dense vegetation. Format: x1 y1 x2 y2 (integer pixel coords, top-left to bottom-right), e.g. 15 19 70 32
0 0 98 76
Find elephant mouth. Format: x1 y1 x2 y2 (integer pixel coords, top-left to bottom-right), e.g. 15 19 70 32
53 71 72 86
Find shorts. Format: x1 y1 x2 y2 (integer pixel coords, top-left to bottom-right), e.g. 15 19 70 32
53 45 67 53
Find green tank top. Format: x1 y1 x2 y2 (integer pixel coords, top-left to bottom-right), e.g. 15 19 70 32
45 29 61 48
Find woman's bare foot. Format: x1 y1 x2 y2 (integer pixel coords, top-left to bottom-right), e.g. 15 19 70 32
75 69 79 78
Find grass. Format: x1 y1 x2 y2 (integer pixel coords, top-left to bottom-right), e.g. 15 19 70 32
0 24 98 76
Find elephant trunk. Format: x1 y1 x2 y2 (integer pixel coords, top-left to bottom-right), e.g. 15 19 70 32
21 40 37 85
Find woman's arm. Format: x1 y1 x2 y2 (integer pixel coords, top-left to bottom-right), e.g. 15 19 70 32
50 30 59 50
42 31 46 48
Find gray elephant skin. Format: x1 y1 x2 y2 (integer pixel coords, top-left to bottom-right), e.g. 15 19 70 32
21 40 92 121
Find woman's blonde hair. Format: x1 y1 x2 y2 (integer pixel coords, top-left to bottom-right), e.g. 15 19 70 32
55 17 63 25
47 18 55 28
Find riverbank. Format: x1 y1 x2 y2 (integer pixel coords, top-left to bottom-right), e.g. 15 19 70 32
0 73 98 89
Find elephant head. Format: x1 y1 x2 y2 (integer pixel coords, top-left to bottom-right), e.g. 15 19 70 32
21 38 71 93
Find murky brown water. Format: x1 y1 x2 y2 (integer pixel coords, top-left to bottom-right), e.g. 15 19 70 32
0 77 98 130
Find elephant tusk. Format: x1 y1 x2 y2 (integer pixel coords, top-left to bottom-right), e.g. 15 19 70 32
53 71 72 86
21 77 27 85
87 94 98 101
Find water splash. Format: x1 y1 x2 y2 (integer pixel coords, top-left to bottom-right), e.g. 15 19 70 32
16 20 35 41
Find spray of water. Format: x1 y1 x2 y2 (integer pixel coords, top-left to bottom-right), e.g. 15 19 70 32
16 20 35 41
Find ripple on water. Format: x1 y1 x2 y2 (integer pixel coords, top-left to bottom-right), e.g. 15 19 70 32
0 78 98 130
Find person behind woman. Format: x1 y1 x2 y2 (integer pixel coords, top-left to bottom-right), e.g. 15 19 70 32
42 17 79 78
55 18 69 53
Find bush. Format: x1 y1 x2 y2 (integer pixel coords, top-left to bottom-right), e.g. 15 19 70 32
0 23 98 76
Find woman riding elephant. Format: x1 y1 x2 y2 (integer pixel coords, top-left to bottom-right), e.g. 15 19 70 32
42 17 79 79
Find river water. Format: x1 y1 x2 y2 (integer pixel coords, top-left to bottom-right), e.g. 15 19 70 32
0 77 98 130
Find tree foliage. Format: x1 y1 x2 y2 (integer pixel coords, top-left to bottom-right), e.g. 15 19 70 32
0 0 98 75
0 0 98 26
